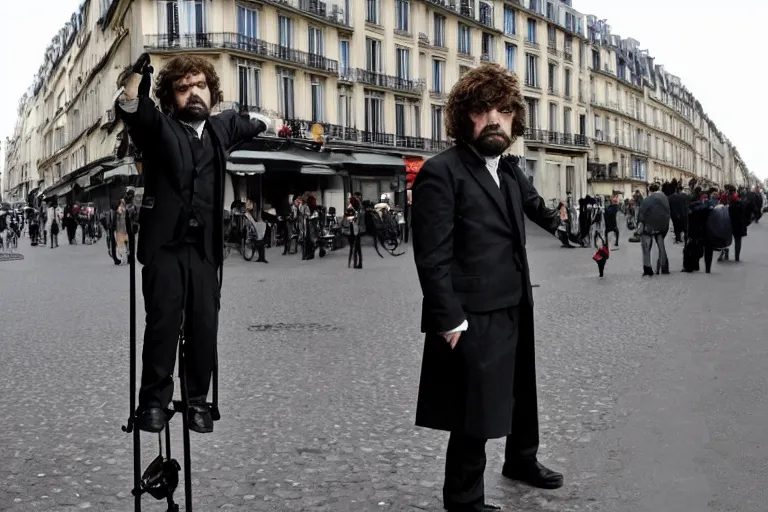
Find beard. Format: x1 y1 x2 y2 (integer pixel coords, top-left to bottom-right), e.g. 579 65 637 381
473 126 512 156
175 96 210 122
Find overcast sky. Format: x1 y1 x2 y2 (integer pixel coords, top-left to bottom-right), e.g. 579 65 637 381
1 0 764 178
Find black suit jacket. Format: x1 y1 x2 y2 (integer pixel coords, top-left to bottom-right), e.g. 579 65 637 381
411 143 559 333
120 97 265 268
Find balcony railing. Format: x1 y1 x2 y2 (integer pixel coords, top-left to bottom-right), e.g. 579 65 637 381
525 39 540 50
261 0 351 27
144 33 339 74
525 129 589 148
424 0 500 31
280 118 452 153
353 69 423 94
525 80 541 89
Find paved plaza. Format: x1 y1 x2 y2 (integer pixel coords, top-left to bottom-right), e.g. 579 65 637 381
1 223 767 512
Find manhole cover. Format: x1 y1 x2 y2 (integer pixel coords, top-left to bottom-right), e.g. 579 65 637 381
0 253 24 262
248 323 341 333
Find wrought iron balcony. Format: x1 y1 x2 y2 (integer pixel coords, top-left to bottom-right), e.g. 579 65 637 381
525 129 589 148
261 0 351 28
279 118 452 153
353 69 423 95
144 33 339 74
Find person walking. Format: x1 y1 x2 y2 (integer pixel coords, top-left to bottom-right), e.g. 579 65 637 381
411 63 563 512
637 182 671 276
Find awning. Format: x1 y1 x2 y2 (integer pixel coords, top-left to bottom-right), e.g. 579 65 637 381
226 162 265 174
343 152 406 167
103 162 138 179
229 149 331 165
300 165 337 175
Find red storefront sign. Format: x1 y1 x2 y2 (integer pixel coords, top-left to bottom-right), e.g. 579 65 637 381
404 156 424 189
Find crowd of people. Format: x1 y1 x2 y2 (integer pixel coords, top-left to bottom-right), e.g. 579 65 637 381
550 178 765 278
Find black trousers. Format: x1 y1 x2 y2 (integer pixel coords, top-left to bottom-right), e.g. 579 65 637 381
139 244 219 408
347 234 362 267
444 434 488 511
605 226 619 246
672 218 685 242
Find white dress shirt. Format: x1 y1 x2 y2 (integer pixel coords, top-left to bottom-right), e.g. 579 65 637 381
441 155 502 335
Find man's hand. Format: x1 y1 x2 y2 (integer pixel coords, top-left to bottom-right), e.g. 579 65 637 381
441 331 461 350
132 53 152 74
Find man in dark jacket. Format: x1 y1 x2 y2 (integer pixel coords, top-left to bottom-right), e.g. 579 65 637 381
638 182 671 276
668 187 689 243
603 196 620 248
118 53 268 434
412 63 562 512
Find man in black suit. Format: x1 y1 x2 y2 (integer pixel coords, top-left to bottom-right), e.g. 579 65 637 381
117 54 269 434
411 63 563 512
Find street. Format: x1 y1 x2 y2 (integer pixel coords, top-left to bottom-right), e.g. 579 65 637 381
1 223 767 512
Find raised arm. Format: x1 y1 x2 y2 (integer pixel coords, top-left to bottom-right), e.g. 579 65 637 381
115 54 163 150
218 110 270 149
411 161 466 333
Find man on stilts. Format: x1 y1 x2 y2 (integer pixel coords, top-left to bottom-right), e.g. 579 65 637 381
117 53 269 434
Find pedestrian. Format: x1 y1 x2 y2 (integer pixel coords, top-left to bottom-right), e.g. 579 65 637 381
48 201 61 249
593 232 610 277
115 199 128 264
117 53 269 434
603 196 620 249
637 182 671 276
411 62 563 512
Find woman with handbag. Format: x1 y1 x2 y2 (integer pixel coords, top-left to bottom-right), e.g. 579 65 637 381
47 202 61 249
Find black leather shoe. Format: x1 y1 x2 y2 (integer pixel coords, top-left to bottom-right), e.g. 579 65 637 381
642 266 654 277
445 503 502 511
187 404 213 434
136 407 166 433
502 460 564 489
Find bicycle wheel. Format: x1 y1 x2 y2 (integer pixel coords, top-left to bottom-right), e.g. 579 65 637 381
242 239 256 261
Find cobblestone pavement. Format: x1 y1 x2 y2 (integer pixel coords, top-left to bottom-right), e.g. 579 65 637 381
2 223 767 512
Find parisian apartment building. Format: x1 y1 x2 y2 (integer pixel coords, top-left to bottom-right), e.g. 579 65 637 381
1 0 753 207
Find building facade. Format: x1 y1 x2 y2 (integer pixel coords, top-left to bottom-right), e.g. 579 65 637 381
2 0 753 207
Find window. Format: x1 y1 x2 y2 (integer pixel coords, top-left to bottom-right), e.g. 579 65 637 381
339 40 350 75
432 59 445 93
366 0 380 23
505 43 517 72
278 15 293 47
308 27 324 55
579 114 586 136
563 107 571 135
414 105 421 137
566 165 574 194
503 6 516 35
526 18 536 42
547 24 556 47
157 0 206 41
548 102 557 132
525 54 538 86
431 105 444 141
481 33 494 61
366 38 382 72
277 68 295 118
594 114 602 137
458 23 471 54
237 63 261 109
525 97 538 129
433 14 446 46
310 76 324 121
396 47 410 80
479 1 493 26
364 92 384 133
395 0 409 31
564 68 572 97
547 62 556 93
396 101 406 137
338 89 353 128
237 5 258 39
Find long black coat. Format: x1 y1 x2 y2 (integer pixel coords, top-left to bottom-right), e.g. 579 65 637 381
411 143 559 439
120 97 265 268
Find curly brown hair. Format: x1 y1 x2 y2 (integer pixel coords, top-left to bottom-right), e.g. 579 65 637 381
153 55 223 115
445 63 526 143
